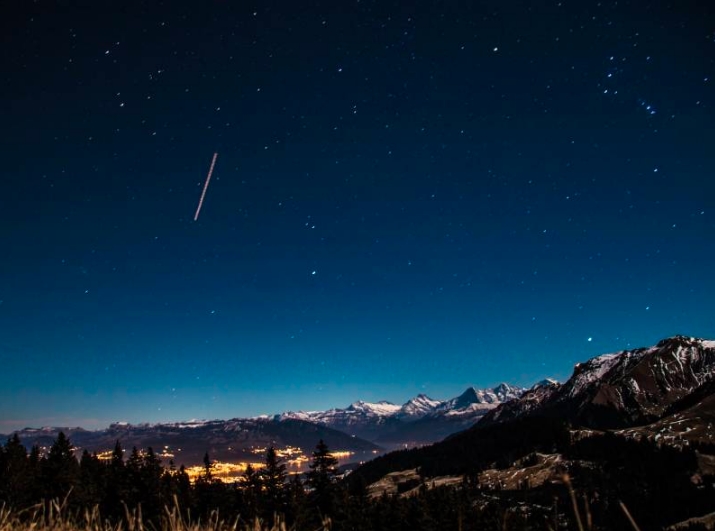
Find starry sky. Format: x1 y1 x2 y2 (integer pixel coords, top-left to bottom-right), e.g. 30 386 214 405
2 0 714 432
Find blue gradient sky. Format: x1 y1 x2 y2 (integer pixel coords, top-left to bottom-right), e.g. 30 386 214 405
1 1 714 431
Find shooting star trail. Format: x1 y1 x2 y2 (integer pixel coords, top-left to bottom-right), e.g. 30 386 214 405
194 152 218 221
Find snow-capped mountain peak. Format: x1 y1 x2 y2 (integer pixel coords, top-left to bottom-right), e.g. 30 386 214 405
441 383 525 411
532 378 559 388
346 400 402 416
565 352 623 398
397 394 443 419
279 399 401 425
448 387 482 410
275 384 528 447
480 336 715 430
491 383 525 402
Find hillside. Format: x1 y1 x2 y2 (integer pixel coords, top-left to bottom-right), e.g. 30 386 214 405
343 337 715 529
8 417 380 467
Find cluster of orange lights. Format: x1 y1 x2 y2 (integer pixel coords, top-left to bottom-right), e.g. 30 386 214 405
95 445 176 461
89 444 357 484
184 461 265 483
190 446 355 483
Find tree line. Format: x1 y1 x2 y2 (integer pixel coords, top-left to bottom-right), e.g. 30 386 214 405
0 432 347 529
2 430 715 530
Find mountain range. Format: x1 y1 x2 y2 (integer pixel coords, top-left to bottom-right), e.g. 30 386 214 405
343 335 715 529
8 334 714 480
4 383 527 466
349 335 715 485
6 335 715 529
480 335 715 431
278 382 526 447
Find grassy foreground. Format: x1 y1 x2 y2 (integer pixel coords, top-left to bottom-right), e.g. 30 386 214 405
0 497 331 531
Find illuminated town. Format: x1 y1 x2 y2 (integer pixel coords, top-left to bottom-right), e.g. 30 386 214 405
181 446 356 483
26 439 371 485
95 445 177 462
92 444 358 484
184 461 264 483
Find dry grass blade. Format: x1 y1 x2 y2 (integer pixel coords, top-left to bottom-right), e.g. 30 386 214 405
562 474 585 531
316 516 331 531
619 501 642 531
0 500 334 531
122 501 145 531
0 503 12 531
582 494 592 530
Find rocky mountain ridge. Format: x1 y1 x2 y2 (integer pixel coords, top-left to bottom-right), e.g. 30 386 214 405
278 383 526 446
481 335 715 430
4 383 529 463
348 335 715 491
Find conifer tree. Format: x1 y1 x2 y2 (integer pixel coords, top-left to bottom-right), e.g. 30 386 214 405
111 440 124 467
27 444 43 503
173 464 193 516
161 459 178 505
42 432 79 501
241 463 262 519
125 446 143 506
77 450 104 507
102 440 127 521
201 451 213 482
286 474 307 528
261 446 287 521
141 447 165 524
0 434 30 507
142 447 164 491
194 451 222 519
307 439 340 517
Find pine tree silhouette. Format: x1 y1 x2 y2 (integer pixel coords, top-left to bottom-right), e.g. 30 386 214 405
102 440 126 520
42 432 79 501
307 439 340 517
0 434 31 507
261 446 288 523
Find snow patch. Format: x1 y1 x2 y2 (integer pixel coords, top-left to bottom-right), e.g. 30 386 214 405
567 353 622 396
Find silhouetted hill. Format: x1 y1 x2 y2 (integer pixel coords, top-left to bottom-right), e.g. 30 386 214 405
348 336 715 487
481 335 715 429
6 417 380 467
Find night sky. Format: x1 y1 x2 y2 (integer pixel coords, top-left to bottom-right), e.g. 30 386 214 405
2 1 714 432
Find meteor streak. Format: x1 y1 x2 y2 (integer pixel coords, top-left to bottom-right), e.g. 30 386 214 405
194 152 218 221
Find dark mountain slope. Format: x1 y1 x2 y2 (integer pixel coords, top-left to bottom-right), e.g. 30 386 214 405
348 336 715 487
482 336 715 429
8 417 380 467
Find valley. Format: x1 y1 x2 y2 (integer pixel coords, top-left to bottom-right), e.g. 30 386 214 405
4 336 715 529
